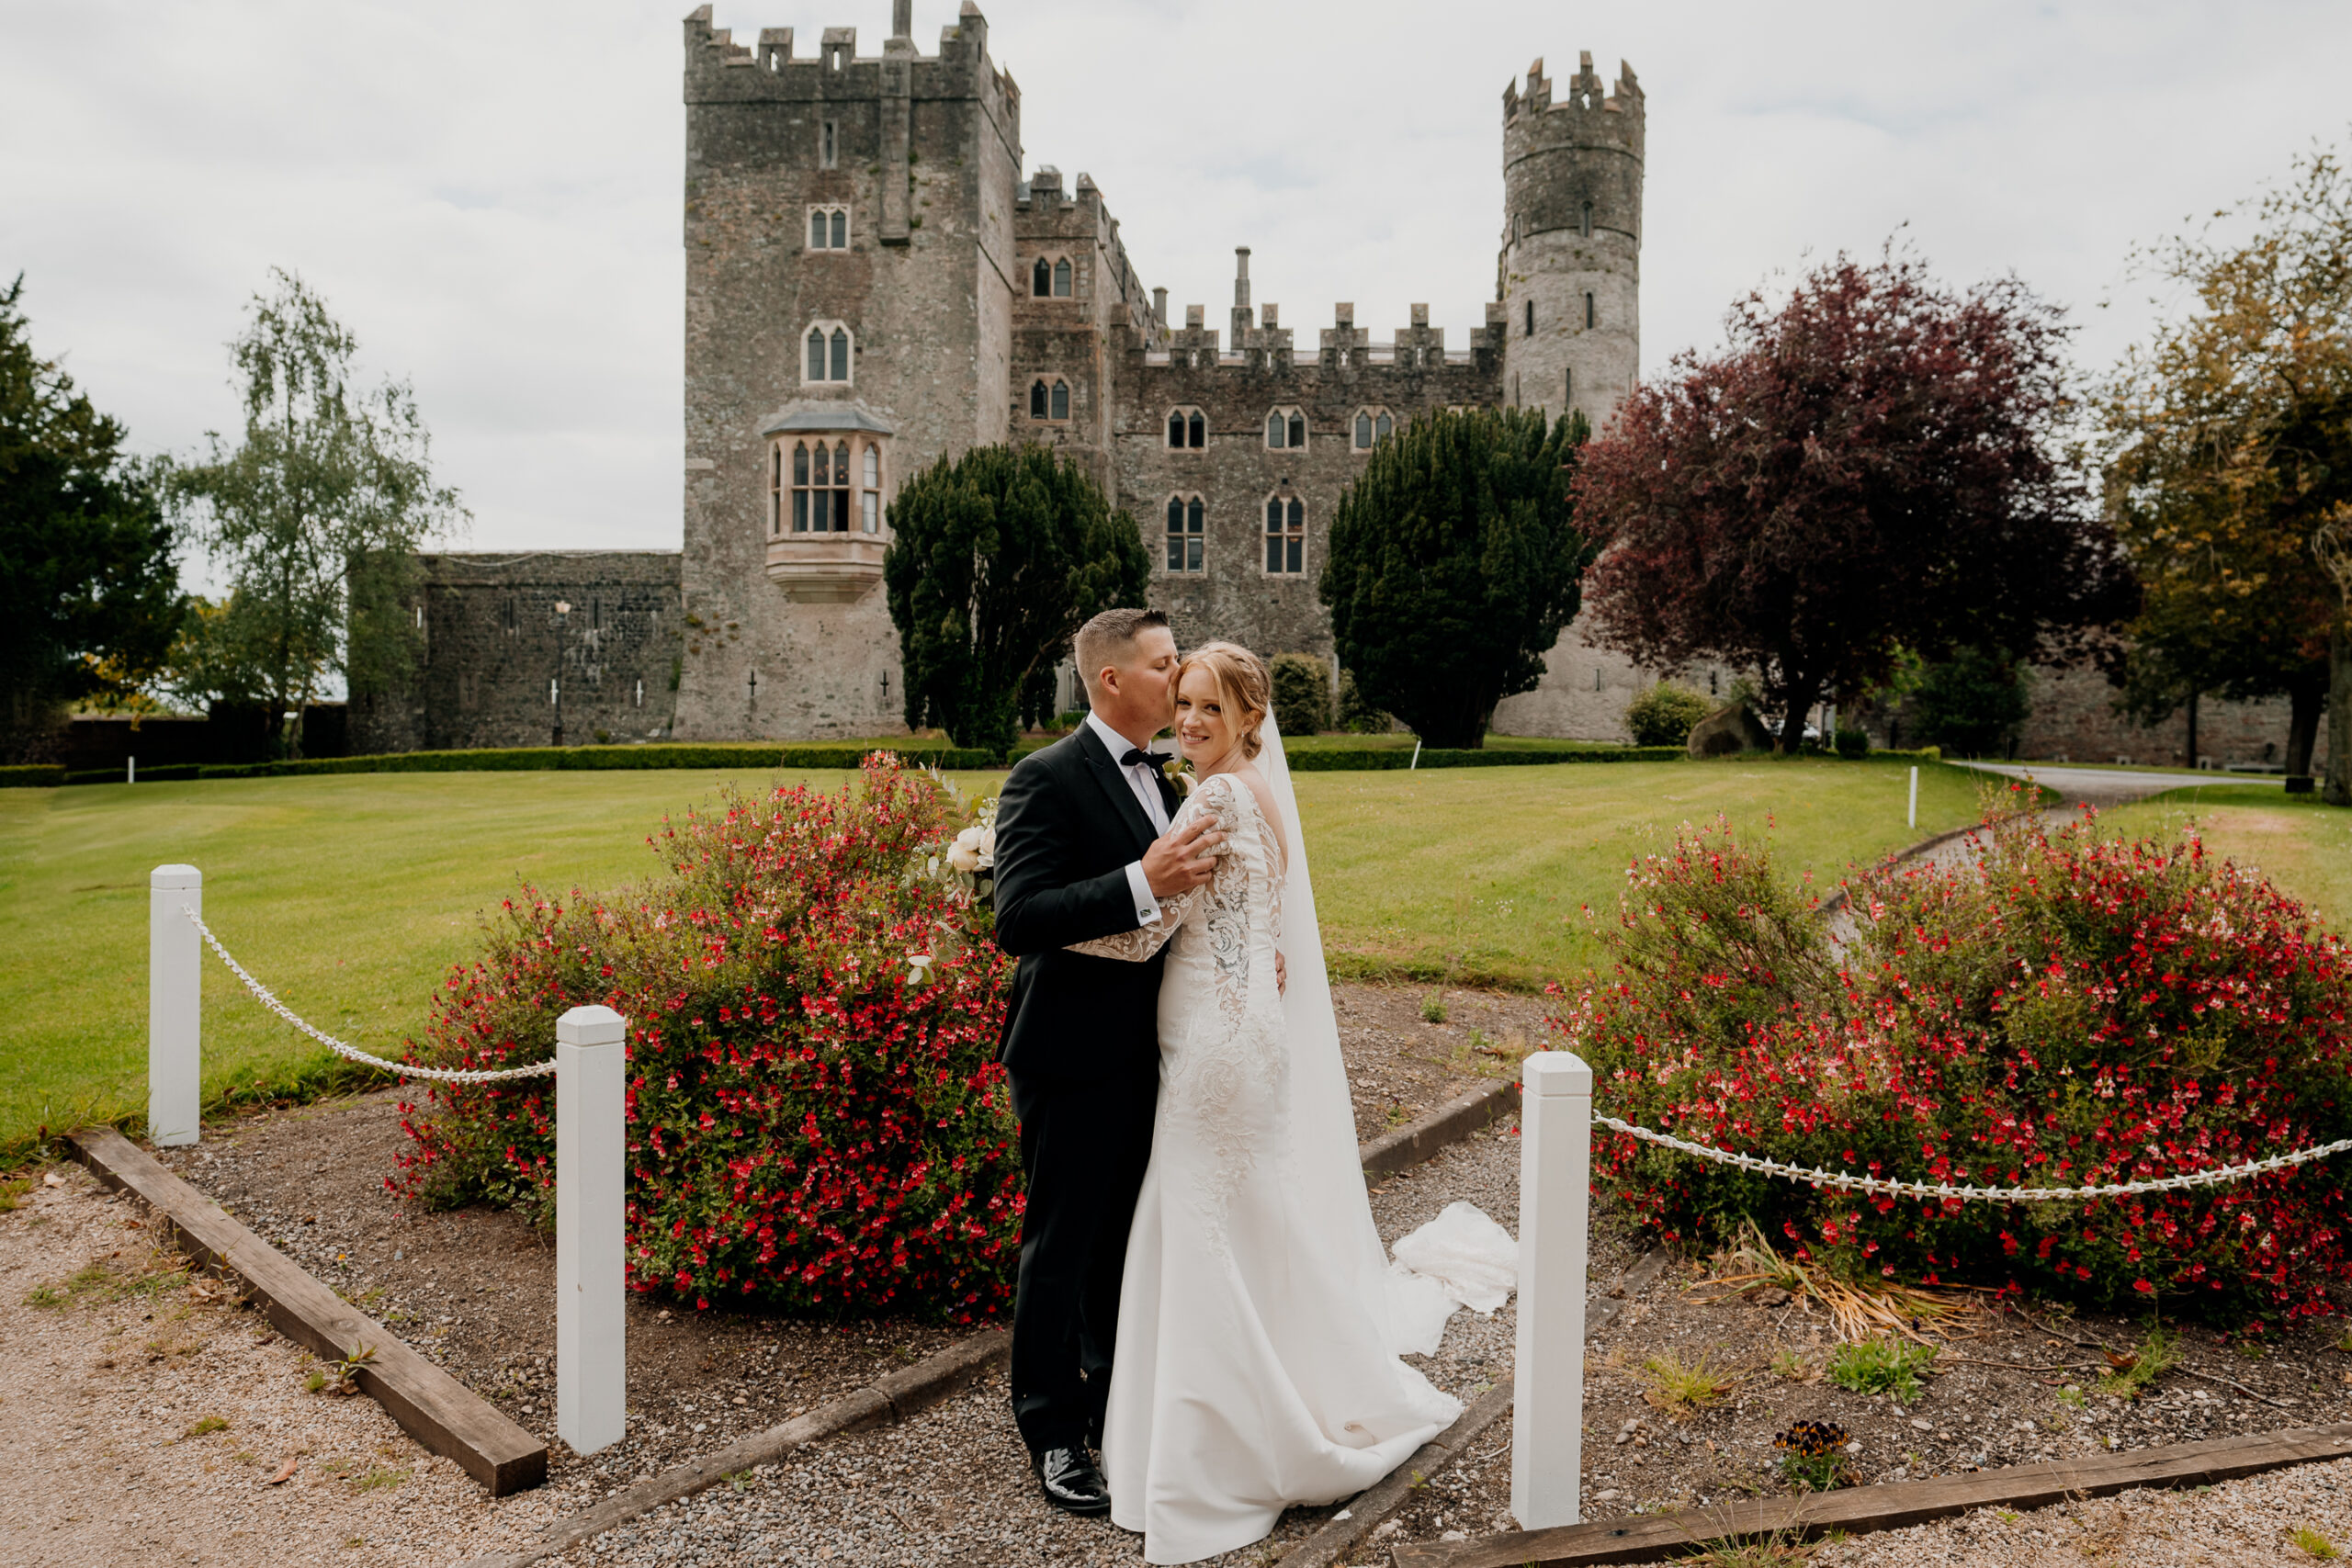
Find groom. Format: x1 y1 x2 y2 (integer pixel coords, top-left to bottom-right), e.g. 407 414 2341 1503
991 607 1225 1515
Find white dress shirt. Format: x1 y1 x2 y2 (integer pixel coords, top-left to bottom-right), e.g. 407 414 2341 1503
1086 710 1170 929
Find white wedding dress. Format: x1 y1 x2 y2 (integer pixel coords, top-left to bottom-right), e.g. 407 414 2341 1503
1069 720 1461 1564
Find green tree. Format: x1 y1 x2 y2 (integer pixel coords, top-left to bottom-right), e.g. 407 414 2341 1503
167 270 463 758
0 276 185 761
1319 407 1595 748
883 445 1148 753
1907 645 2031 757
1269 653 1334 735
2100 142 2352 796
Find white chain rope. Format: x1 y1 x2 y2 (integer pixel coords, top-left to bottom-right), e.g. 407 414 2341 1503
182 905 557 1085
1590 1111 2352 1202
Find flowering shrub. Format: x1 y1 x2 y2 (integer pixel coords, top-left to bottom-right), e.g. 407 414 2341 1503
392 754 1020 1322
1561 802 2352 1326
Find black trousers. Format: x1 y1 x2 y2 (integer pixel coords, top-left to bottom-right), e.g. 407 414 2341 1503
1007 1068 1158 1455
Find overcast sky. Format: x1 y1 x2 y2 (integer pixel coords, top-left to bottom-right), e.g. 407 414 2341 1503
5 0 2346 578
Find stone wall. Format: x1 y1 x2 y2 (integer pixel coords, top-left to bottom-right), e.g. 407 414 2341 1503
352 551 683 753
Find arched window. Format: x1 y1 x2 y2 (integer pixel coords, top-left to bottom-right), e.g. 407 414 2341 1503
1351 408 1393 451
1164 494 1204 573
1265 408 1306 450
1263 493 1306 575
1525 299 1535 337
1030 378 1070 422
1053 258 1071 298
805 322 854 384
1168 410 1183 447
775 434 885 536
1165 407 1205 449
1579 200 1593 238
808 206 849 250
1585 292 1596 330
1565 367 1575 407
1189 411 1204 447
1032 257 1052 297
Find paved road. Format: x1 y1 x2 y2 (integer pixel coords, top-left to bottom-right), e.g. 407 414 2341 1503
1956 759 2284 807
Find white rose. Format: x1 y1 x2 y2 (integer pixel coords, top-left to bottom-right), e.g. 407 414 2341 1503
976 825 996 868
946 826 985 874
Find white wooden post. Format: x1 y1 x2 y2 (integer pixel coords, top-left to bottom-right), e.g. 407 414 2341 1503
1511 1049 1591 1530
556 1004 628 1454
148 864 202 1146
1907 765 1919 829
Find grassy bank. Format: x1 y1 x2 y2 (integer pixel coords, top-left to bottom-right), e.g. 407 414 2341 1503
2096 783 2352 938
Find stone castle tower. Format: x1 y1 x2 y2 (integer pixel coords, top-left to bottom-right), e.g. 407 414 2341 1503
1499 53 1644 433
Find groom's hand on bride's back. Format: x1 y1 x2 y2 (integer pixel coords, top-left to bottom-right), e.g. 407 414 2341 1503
1142 816 1223 899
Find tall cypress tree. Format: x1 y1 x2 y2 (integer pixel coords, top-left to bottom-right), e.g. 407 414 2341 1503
883 445 1148 754
1319 407 1595 748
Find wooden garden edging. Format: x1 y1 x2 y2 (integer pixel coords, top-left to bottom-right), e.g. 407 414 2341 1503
66 1124 547 1495
1389 1421 2352 1567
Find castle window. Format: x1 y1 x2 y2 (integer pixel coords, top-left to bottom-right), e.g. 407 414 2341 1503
1264 407 1306 450
1263 493 1306 575
1351 408 1393 451
1053 258 1071 297
1164 495 1204 573
804 322 854 385
1585 292 1596 329
820 120 838 168
862 445 881 532
1033 257 1052 297
1580 200 1593 238
1565 367 1574 406
1525 299 1535 337
808 205 850 250
1029 377 1070 422
781 436 881 534
1165 407 1204 449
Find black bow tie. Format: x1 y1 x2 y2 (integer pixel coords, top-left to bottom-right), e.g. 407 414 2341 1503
1119 747 1159 770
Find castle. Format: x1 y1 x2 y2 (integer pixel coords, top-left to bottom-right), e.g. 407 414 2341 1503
354 1 1665 752
349 2 2317 773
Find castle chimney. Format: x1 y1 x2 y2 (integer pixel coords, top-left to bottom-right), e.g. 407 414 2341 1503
1152 287 1168 327
891 0 911 38
1231 246 1253 341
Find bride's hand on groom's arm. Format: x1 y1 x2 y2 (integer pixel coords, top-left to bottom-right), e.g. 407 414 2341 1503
1142 816 1223 900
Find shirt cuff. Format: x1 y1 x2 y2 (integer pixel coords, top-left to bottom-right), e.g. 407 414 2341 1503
1124 861 1162 928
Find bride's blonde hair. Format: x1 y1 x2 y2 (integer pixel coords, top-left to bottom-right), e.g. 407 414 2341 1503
1176 641 1272 761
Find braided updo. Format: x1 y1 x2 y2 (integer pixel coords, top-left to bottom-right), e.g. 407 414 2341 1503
1176 641 1272 761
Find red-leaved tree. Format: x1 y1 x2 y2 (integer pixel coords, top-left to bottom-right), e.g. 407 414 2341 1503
1576 246 2129 748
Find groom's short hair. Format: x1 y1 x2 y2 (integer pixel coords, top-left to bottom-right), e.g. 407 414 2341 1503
1074 607 1171 700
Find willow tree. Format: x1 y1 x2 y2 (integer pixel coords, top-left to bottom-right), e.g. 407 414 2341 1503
2100 143 2352 795
168 269 464 758
882 444 1148 754
1318 406 1594 748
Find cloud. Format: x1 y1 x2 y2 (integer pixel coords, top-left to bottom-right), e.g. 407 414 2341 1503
4 0 2345 565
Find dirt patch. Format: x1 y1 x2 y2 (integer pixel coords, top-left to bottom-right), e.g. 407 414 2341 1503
1372 1244 2352 1558
0 1163 564 1566
1334 982 1552 1142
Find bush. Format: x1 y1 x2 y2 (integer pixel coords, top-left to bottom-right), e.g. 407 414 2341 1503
1338 670 1391 734
1561 802 2352 1327
1833 727 1869 758
0 764 63 787
1623 682 1712 748
1908 645 2030 758
393 754 1022 1322
1270 654 1334 735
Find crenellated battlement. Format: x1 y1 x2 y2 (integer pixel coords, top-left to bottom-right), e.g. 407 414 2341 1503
684 2 1000 100
1503 49 1642 128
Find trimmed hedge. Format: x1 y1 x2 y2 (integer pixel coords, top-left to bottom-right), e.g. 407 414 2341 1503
1285 745 1686 771
0 764 64 788
179 744 1003 780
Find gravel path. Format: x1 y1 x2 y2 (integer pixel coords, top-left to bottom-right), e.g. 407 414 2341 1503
0 1162 563 1567
550 1117 1612 1568
1813 1455 2352 1565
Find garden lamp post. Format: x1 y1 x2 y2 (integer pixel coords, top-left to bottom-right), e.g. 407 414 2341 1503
553 600 571 747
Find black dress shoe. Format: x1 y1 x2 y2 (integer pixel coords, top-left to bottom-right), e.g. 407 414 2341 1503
1034 1445 1112 1516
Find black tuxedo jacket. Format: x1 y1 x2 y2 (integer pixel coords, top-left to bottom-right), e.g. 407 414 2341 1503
992 725 1177 1088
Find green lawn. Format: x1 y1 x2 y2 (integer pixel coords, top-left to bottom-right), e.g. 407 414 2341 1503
0 755 1997 1158
2096 784 2352 939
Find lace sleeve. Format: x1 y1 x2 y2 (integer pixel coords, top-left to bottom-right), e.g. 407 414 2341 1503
1064 780 1241 962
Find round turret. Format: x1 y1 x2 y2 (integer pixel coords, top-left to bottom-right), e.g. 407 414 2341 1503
1499 51 1644 432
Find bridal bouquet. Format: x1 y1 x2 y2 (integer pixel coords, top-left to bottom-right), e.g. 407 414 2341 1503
934 798 999 912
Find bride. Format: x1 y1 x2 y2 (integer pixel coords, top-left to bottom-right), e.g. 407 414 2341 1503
1067 641 1462 1565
